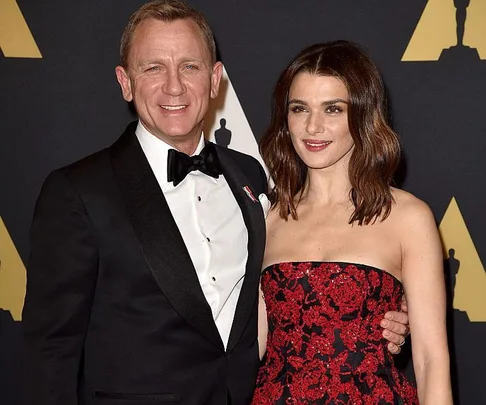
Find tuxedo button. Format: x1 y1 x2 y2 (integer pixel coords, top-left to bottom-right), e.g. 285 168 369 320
197 196 201 201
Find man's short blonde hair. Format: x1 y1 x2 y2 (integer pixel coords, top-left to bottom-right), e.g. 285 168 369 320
119 0 217 68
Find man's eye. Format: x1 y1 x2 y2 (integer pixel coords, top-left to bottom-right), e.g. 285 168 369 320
145 66 160 72
184 64 199 70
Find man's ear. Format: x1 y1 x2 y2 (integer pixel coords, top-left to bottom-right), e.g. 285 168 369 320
115 66 133 102
210 61 224 99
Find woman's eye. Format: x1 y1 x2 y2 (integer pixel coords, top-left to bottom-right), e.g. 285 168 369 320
289 105 306 113
326 105 342 114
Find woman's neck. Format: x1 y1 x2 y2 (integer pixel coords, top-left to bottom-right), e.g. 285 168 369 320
300 167 352 206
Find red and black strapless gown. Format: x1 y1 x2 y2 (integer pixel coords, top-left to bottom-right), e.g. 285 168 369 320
251 261 418 405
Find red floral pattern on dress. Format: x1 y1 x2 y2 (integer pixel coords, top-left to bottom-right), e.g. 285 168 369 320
251 262 418 405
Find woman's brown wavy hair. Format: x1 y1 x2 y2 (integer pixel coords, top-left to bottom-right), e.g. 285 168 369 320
260 40 400 225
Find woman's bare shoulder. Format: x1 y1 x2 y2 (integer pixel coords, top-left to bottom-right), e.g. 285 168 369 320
390 187 437 232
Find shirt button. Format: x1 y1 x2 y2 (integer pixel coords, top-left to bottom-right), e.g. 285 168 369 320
206 237 210 242
197 196 201 201
211 276 216 282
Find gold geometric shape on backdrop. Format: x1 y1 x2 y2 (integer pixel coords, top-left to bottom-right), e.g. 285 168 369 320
0 0 42 58
463 0 486 58
439 197 486 322
0 216 26 321
402 0 486 61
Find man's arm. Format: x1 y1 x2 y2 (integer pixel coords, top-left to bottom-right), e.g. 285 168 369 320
381 302 410 354
23 170 98 405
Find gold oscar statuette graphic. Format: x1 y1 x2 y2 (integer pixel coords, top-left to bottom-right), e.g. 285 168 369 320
402 0 486 61
439 197 486 322
0 0 42 58
0 216 26 321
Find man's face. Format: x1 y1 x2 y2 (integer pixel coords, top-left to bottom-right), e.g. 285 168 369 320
116 18 222 152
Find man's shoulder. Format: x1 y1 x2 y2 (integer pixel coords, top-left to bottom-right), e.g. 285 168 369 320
56 121 137 179
36 148 113 200
213 143 262 169
213 143 268 193
56 146 111 180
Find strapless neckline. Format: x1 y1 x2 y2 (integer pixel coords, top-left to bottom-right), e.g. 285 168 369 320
253 261 417 404
262 261 402 285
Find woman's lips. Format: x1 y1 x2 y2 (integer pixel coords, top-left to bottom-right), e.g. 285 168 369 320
303 139 332 151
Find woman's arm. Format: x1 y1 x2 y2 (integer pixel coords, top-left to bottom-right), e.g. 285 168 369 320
257 285 268 360
400 198 453 405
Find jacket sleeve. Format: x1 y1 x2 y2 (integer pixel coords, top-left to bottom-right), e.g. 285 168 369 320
22 169 98 405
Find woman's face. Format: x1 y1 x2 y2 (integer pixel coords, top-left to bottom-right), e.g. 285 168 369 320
287 72 355 172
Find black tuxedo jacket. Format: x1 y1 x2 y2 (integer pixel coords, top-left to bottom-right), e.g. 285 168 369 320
22 122 267 405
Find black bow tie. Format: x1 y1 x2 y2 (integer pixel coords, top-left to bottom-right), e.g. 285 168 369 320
167 142 223 186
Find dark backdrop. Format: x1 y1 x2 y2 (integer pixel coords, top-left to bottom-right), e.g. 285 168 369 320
1 1 485 404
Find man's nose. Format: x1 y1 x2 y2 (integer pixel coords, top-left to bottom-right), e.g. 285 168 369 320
163 69 185 95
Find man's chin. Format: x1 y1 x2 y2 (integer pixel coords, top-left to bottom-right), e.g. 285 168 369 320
162 130 200 140
149 127 202 150
160 124 203 140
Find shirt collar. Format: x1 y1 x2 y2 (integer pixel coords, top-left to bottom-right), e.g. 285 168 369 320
135 120 207 191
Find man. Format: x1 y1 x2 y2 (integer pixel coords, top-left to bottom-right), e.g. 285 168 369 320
22 1 409 404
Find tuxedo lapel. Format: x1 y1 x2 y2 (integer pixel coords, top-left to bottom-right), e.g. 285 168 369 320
110 123 224 350
215 146 266 351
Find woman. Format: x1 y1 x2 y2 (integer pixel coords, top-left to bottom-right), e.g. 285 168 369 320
252 41 452 404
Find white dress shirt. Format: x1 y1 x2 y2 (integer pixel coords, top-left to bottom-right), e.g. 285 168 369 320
136 122 248 348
